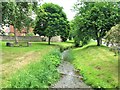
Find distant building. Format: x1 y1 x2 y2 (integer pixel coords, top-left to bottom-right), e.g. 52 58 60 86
9 25 34 36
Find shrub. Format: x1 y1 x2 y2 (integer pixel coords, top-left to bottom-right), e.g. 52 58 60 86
9 33 14 36
26 33 35 36
7 50 61 88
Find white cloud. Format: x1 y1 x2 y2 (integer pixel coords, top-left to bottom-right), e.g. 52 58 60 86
41 0 77 21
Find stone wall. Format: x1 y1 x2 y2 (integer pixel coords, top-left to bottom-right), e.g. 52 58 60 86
0 36 62 42
46 36 62 42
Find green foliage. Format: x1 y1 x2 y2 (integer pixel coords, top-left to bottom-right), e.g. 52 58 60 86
26 32 35 36
74 35 80 47
73 2 120 46
2 2 37 43
34 3 70 44
71 14 91 47
105 24 120 55
9 33 14 36
2 2 31 29
69 20 76 40
7 50 61 88
105 24 120 45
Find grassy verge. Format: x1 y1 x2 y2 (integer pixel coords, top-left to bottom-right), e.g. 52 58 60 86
4 49 61 88
72 42 118 88
1 42 58 88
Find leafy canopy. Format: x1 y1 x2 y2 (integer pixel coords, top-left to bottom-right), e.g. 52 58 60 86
73 2 120 46
34 3 70 44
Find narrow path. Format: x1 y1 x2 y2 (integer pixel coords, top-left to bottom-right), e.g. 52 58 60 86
51 50 92 89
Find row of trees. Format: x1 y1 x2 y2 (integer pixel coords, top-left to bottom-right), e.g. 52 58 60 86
1 1 119 46
2 2 70 45
34 2 120 46
70 2 120 46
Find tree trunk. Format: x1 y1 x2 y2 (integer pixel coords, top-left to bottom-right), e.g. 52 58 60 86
48 36 51 45
97 37 101 46
100 38 102 45
106 42 109 46
14 27 18 44
27 27 29 34
69 36 72 40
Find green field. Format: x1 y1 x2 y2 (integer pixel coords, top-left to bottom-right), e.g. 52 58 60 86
72 42 118 88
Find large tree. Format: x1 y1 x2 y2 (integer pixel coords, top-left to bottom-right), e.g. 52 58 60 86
34 3 70 45
2 1 37 43
73 2 120 46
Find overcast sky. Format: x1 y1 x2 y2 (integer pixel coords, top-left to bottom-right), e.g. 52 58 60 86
40 0 77 21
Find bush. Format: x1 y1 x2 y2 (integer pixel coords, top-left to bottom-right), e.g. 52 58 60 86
9 33 14 36
7 50 61 88
26 33 35 36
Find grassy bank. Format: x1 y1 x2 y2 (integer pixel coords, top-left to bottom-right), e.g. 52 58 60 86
72 42 118 88
5 50 61 88
1 42 60 88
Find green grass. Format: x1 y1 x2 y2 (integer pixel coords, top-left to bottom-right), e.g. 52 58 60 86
38 41 74 48
1 42 58 87
53 41 74 48
1 41 74 88
52 41 75 52
1 42 55 64
2 40 118 88
6 50 61 88
72 42 118 88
